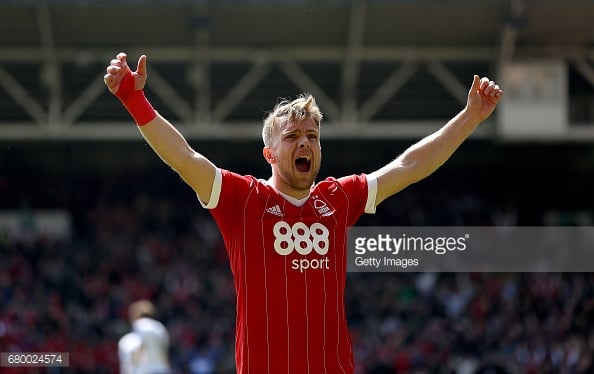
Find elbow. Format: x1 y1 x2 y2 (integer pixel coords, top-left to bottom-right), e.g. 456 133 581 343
170 149 199 176
406 156 445 184
409 164 431 184
400 159 427 185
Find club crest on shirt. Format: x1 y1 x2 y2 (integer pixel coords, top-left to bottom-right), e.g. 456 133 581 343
313 197 333 217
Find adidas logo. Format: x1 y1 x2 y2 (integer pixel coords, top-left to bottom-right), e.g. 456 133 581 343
265 204 284 217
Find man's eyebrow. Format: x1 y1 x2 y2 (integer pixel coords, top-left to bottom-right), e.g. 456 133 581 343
281 125 319 135
281 128 297 135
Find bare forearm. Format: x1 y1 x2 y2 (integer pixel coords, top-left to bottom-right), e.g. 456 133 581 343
138 113 195 172
137 113 216 201
104 53 216 202
371 75 503 206
398 107 480 182
372 108 481 204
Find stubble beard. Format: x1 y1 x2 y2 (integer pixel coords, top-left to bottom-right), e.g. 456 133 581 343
279 162 321 192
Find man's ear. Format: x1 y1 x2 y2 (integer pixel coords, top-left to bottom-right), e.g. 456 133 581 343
263 147 275 164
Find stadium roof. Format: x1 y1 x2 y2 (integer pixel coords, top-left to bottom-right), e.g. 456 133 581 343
0 0 593 140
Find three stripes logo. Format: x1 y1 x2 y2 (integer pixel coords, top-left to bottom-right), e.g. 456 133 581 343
266 204 284 217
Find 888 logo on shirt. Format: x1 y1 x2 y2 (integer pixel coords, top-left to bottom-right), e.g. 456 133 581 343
273 221 330 272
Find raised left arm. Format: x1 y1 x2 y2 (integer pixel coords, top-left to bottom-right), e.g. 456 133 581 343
371 75 503 207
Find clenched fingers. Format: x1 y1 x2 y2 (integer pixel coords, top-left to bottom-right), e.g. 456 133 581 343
479 77 503 98
103 53 130 93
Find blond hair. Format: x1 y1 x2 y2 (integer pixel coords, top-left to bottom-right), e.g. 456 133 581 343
262 94 323 147
128 299 156 322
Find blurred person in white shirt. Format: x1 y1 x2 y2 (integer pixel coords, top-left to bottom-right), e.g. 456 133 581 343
118 300 171 374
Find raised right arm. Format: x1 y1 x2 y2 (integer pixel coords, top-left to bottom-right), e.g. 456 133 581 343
104 53 216 204
139 114 216 205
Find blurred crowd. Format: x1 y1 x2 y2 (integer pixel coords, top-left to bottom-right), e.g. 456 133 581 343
1 173 593 374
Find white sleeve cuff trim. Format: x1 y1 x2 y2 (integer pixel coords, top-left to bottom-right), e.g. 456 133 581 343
199 167 222 209
365 174 377 214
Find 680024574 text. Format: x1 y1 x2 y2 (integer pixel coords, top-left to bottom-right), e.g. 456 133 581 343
1 352 69 367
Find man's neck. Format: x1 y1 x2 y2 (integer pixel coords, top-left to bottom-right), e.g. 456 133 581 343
268 175 311 200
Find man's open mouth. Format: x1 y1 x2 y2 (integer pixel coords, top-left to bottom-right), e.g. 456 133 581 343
295 156 311 172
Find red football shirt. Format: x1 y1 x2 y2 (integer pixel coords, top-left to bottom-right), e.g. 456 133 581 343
202 169 377 374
